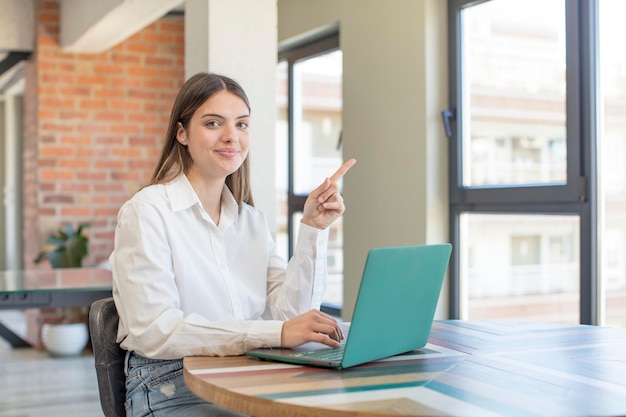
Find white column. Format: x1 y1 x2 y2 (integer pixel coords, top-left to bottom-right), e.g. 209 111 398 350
185 0 278 233
2 77 24 270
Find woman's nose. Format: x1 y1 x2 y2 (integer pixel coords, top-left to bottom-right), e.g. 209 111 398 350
222 124 239 142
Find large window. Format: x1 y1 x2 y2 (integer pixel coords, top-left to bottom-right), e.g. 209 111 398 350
276 33 344 313
449 0 626 327
447 0 605 325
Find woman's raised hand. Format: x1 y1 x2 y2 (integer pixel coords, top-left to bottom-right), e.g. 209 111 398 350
301 158 356 230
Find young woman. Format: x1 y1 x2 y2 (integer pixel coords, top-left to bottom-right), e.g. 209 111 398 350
109 72 355 416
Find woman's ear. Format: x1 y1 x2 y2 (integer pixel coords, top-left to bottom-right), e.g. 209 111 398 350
176 122 188 145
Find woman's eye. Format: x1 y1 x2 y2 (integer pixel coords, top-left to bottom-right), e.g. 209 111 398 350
238 121 249 129
206 121 220 127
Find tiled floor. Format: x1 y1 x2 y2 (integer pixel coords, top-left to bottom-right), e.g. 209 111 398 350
0 318 104 417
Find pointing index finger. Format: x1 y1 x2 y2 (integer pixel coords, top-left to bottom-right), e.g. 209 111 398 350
329 158 356 184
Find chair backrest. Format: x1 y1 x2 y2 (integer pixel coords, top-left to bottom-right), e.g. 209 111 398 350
89 297 126 417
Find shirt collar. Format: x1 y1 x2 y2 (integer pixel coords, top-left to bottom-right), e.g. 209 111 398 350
165 174 197 212
165 174 239 226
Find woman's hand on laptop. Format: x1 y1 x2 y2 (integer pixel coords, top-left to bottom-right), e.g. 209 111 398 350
281 309 344 348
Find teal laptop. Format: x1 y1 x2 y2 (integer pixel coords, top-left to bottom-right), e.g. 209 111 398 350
246 243 452 369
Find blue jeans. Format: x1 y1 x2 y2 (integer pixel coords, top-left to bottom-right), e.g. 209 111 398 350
125 351 248 417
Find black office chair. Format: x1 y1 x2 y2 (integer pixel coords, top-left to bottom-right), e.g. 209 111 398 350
89 297 126 417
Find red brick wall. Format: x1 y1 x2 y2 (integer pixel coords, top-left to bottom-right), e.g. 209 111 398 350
24 0 185 270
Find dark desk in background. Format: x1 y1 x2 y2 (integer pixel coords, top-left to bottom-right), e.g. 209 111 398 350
0 268 112 347
184 320 626 417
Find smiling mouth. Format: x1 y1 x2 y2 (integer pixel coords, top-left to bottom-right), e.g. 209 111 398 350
215 148 239 157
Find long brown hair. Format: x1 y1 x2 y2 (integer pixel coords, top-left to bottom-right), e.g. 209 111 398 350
151 73 254 208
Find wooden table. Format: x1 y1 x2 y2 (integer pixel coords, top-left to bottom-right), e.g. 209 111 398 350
0 268 112 347
184 320 626 417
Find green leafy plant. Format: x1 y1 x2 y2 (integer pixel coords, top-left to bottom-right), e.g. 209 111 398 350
34 222 91 268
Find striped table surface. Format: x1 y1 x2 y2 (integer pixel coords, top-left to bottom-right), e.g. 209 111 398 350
183 320 626 417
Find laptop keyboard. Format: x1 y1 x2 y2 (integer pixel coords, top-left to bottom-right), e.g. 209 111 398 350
291 345 345 361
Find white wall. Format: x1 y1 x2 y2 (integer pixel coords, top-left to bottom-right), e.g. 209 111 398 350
0 0 34 51
277 0 450 320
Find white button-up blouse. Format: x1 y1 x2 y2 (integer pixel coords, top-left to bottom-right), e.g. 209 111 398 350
109 174 329 359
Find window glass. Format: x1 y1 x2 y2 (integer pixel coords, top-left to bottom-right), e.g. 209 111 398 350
292 50 343 195
462 0 566 187
599 0 626 328
462 213 580 323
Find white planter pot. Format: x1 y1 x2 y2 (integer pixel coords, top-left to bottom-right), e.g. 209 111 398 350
41 322 89 357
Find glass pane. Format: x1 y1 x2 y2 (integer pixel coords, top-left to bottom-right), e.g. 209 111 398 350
293 50 343 195
461 213 580 323
275 60 288 261
462 0 566 187
292 212 343 306
599 0 626 328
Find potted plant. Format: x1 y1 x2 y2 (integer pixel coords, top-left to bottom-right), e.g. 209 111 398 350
34 222 90 268
34 222 91 356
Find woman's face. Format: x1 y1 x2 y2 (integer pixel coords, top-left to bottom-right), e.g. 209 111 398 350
176 90 250 182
